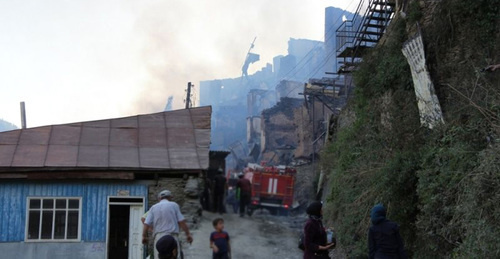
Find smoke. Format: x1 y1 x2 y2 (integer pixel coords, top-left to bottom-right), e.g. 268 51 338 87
127 0 328 114
0 0 341 127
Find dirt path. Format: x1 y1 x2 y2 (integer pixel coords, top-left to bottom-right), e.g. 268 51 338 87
182 211 303 259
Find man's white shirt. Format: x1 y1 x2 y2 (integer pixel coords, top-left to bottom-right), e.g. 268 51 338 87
145 199 185 235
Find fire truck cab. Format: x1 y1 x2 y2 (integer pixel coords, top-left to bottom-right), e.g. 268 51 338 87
243 163 296 216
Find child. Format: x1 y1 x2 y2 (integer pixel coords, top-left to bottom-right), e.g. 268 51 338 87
210 218 231 259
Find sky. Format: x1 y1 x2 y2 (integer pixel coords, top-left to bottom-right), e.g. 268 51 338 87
0 0 356 128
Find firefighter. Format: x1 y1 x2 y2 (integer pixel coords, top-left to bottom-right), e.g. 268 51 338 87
236 172 252 217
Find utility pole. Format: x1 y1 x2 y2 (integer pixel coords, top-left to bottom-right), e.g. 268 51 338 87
185 82 193 109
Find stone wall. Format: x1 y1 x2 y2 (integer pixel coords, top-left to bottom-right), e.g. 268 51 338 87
147 175 202 229
148 177 186 207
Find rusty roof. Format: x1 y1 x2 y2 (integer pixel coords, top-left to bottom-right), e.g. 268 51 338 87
0 106 211 171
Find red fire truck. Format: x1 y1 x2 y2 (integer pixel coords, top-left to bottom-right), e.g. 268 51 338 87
243 163 296 216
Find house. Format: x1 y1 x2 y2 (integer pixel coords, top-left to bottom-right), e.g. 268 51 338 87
0 106 212 259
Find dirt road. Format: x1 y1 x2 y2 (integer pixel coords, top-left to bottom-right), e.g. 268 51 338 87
182 211 303 259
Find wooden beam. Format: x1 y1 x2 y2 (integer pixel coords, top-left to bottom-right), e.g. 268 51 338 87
0 173 27 179
0 169 202 180
26 172 134 180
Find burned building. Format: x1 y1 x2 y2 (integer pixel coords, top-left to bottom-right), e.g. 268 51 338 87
260 98 305 165
200 37 332 169
275 80 304 99
199 5 356 169
278 38 326 82
259 76 348 166
325 6 350 74
200 64 275 152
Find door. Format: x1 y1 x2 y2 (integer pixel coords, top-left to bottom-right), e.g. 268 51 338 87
108 205 130 259
128 205 144 259
107 197 145 259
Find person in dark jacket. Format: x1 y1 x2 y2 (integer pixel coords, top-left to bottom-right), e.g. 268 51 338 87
368 204 408 259
213 169 227 214
303 201 335 259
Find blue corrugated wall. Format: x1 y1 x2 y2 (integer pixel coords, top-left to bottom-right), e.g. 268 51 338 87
0 182 148 242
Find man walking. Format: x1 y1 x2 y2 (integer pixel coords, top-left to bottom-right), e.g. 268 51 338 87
236 172 252 217
143 190 193 259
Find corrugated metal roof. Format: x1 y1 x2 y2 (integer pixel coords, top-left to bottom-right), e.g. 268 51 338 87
0 106 211 171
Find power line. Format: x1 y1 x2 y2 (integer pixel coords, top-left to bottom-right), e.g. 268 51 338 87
307 47 339 81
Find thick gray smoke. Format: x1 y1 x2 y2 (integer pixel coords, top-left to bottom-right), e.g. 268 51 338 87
0 0 339 127
127 0 329 114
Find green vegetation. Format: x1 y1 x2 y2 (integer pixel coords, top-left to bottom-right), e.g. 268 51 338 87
321 0 500 257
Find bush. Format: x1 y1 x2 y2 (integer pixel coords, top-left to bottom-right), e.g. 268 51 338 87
414 127 480 257
454 146 500 257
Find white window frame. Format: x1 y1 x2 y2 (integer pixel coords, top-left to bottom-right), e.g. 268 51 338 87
25 197 82 242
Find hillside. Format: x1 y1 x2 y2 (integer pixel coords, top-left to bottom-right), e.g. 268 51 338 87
322 0 500 257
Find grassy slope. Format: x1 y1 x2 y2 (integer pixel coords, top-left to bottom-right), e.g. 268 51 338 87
322 0 500 257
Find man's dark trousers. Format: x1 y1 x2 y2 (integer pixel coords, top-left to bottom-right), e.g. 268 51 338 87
239 192 250 216
214 192 225 213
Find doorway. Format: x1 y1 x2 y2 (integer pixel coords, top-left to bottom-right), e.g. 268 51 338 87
108 205 130 259
107 197 144 259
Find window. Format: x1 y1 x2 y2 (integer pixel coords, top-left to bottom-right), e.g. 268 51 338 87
26 197 81 241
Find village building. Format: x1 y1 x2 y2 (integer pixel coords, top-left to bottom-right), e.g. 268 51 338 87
0 106 212 259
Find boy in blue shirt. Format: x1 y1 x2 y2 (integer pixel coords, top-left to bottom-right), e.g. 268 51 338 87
210 218 231 259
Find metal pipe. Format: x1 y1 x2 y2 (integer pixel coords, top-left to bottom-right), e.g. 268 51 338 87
20 102 27 129
185 82 192 109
